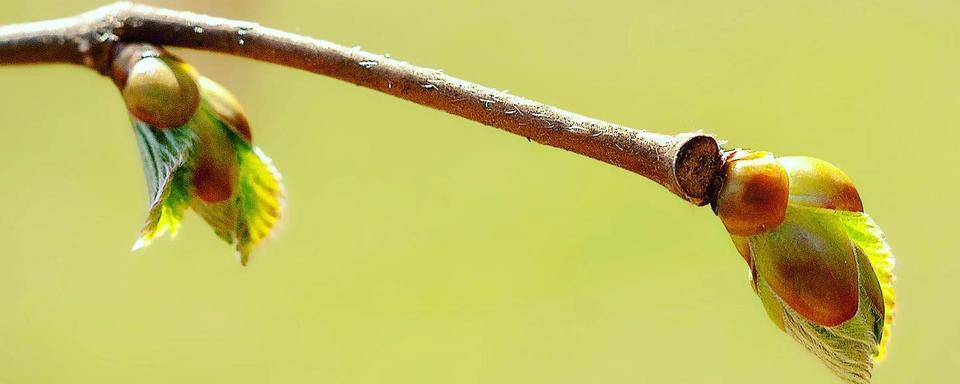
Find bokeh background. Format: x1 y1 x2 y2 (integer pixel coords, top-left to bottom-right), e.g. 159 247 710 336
0 1 956 382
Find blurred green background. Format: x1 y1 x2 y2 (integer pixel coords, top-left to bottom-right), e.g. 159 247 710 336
0 0 956 383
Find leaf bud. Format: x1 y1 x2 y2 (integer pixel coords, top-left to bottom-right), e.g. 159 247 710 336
715 150 790 236
111 44 200 129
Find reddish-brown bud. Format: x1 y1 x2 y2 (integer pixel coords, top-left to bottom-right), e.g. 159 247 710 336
193 159 237 203
751 208 860 327
112 44 200 129
715 151 790 236
191 117 240 203
198 77 252 142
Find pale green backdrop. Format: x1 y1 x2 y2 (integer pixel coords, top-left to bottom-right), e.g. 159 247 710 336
0 1 955 383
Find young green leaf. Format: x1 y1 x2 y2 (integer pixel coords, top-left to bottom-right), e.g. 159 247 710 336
130 119 195 250
835 210 896 361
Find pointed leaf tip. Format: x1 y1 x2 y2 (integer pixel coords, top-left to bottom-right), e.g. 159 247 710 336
131 238 148 252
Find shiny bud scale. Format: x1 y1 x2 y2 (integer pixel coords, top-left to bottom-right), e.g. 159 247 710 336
112 44 200 129
716 150 789 236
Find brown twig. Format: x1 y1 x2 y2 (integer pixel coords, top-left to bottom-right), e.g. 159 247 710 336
0 2 721 205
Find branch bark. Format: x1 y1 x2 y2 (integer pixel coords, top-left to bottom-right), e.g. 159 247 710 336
0 2 721 205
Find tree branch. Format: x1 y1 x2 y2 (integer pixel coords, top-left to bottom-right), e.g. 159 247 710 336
0 2 721 205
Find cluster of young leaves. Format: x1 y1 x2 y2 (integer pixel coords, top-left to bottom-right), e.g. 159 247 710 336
116 44 283 265
715 151 895 383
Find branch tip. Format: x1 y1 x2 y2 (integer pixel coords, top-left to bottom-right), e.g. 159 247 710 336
673 134 722 206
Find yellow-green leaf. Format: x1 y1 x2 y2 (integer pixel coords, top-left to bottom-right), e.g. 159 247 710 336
130 118 196 250
235 143 284 264
835 210 896 361
128 90 284 265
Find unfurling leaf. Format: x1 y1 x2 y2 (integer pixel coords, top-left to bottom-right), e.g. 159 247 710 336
129 118 194 250
716 152 895 383
835 210 896 361
116 43 284 265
